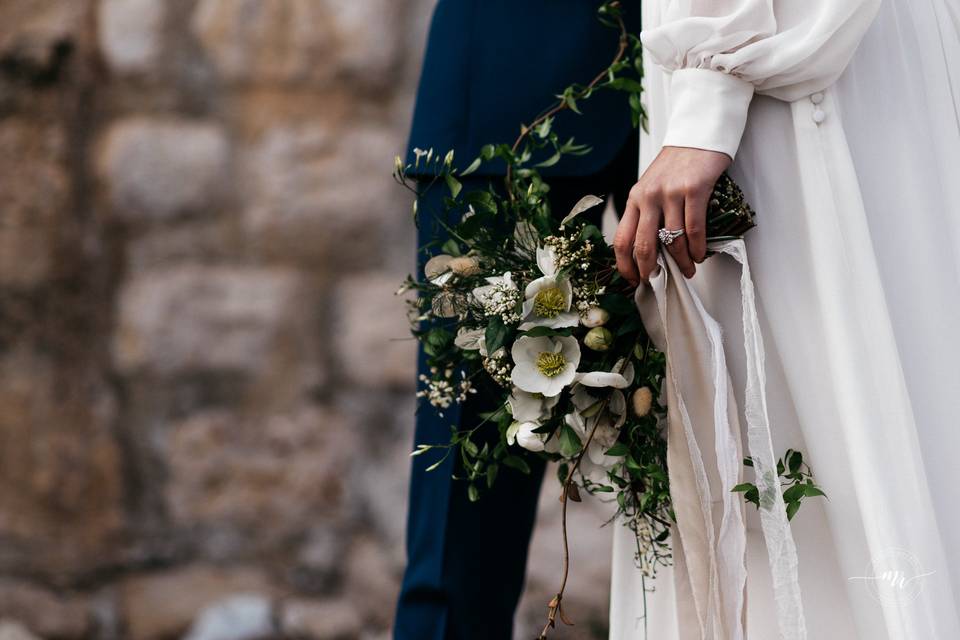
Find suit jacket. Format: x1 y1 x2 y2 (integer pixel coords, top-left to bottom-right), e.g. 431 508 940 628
406 0 641 177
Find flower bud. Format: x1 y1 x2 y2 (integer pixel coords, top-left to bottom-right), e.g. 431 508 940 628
424 254 454 280
583 326 614 351
448 256 481 276
580 306 610 328
632 386 654 417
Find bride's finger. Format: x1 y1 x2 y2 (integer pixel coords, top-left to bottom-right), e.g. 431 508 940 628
663 193 696 278
685 189 709 262
613 197 642 285
634 201 661 280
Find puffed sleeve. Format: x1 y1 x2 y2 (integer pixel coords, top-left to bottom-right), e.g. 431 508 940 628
641 0 882 158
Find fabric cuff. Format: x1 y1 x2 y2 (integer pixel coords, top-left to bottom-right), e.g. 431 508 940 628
662 68 755 160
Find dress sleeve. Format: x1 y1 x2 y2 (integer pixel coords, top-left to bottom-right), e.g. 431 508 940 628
641 0 882 158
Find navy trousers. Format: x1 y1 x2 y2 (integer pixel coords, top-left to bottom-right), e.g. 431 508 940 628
394 132 638 640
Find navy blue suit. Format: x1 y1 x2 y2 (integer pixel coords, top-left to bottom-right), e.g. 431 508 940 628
396 2 640 638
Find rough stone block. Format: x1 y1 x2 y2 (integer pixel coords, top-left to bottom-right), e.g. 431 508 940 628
99 118 229 221
98 0 164 74
112 265 307 377
332 272 416 389
164 405 356 556
118 565 279 640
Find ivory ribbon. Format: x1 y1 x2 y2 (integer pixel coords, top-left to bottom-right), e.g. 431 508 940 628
634 239 807 640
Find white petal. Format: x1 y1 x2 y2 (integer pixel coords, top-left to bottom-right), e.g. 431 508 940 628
515 422 546 452
511 363 549 394
509 389 545 422
565 412 588 440
430 271 454 286
573 371 631 388
557 336 582 368
560 194 604 226
536 245 558 276
506 421 520 445
549 311 581 329
511 335 551 364
523 274 554 301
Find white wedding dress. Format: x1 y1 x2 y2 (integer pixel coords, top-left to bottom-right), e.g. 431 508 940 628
610 0 960 638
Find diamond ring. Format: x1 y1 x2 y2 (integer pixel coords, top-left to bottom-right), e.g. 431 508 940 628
657 227 685 246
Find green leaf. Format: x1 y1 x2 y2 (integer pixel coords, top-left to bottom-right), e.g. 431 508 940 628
484 317 509 355
731 483 755 494
534 152 562 168
783 483 806 504
786 500 801 521
788 450 803 474
444 173 462 199
467 484 480 502
462 439 479 457
802 485 827 498
486 463 499 488
503 455 531 475
558 424 582 458
460 156 482 176
440 238 460 256
604 442 630 457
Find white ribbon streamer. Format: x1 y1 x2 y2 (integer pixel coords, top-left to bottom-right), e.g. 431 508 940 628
635 239 806 639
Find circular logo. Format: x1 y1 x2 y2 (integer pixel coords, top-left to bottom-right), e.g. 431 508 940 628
850 547 934 604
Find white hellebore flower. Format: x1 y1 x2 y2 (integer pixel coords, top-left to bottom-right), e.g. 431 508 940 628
519 246 580 330
508 388 560 422
506 420 547 452
511 335 580 397
563 411 617 484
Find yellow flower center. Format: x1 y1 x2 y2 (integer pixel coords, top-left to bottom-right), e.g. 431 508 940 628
533 286 566 318
536 351 567 377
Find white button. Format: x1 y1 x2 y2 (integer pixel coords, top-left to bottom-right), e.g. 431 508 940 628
812 109 826 124
810 92 824 104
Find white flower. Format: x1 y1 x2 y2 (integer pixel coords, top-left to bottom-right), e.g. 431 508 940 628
506 420 547 452
510 335 580 397
573 357 635 389
472 272 521 321
580 306 610 328
564 400 625 483
519 246 580 330
508 388 560 422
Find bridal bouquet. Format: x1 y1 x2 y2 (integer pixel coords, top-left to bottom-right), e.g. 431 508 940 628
398 160 759 578
395 2 824 634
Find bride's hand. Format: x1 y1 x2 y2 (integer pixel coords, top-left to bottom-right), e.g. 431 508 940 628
613 146 731 284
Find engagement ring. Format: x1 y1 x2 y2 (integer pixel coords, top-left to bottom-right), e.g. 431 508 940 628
658 227 686 246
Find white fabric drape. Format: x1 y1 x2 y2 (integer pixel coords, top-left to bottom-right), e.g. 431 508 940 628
610 0 960 638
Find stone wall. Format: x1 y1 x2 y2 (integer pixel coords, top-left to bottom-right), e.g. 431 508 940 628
0 2 613 638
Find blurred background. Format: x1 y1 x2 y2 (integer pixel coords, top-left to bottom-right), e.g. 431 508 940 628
0 1 616 639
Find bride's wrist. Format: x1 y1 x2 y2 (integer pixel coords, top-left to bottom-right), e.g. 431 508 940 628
663 68 754 161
